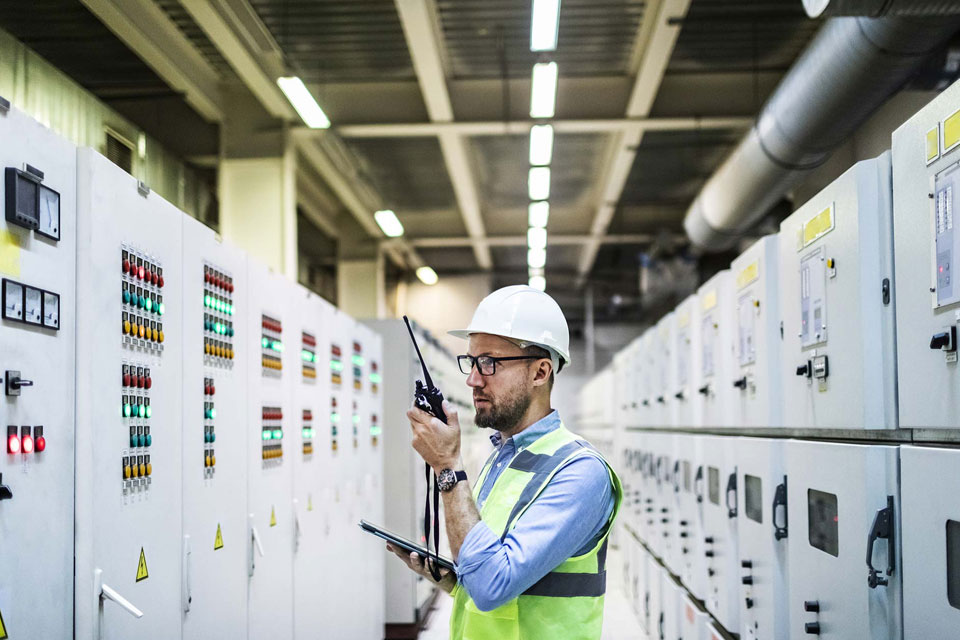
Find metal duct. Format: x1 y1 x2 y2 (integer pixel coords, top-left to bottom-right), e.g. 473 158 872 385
804 0 960 18
684 16 960 251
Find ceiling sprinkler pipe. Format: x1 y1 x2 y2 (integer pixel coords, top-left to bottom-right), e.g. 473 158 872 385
804 0 960 18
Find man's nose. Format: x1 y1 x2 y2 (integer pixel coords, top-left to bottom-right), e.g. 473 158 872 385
466 365 484 388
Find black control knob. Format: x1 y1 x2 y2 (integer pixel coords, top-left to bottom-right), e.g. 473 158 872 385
804 600 820 613
705 550 715 558
679 520 689 526
707 569 716 577
796 361 812 377
930 327 957 351
805 622 820 635
674 391 685 400
742 576 753 585
741 560 753 569
682 547 689 554
661 518 669 524
679 532 689 538
698 385 709 395
745 597 754 610
704 536 715 544
656 396 665 404
733 377 747 390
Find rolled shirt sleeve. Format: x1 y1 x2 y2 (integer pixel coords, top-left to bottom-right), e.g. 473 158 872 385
454 454 615 612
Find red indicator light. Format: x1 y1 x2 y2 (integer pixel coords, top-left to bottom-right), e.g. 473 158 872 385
35 436 46 452
122 259 130 274
21 434 33 454
138 266 145 280
7 434 20 454
157 276 164 288
145 376 152 390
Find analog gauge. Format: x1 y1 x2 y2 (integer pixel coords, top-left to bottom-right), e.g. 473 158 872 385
43 290 60 329
37 185 60 240
24 286 42 325
3 279 23 321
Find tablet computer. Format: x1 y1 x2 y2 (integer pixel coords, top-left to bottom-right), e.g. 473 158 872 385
359 519 456 572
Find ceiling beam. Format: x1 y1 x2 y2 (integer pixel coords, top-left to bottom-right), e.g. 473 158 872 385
178 0 293 120
576 0 692 286
80 0 223 122
402 234 685 248
295 168 340 240
394 0 493 270
333 116 752 138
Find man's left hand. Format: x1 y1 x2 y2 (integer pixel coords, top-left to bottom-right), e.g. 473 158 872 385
407 400 461 472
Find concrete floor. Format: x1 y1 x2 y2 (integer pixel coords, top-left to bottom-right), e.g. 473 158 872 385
418 545 645 640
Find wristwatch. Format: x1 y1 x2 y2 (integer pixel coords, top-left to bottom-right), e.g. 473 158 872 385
437 468 467 492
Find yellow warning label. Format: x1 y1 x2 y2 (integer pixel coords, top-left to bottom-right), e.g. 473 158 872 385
736 261 759 290
677 310 690 328
802 204 835 249
944 108 960 154
270 506 277 527
0 602 8 639
701 290 717 311
927 124 941 164
0 230 22 278
136 547 149 582
307 494 314 512
214 524 224 551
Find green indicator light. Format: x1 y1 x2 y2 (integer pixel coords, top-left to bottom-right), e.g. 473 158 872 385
261 337 270 349
159 303 165 315
262 430 271 441
351 355 365 366
330 360 343 372
370 426 382 436
145 406 152 419
272 429 283 440
271 340 284 353
369 373 382 384
331 412 340 423
204 294 210 308
123 404 132 418
145 298 153 312
210 408 216 419
138 405 146 418
352 414 360 424
301 350 315 362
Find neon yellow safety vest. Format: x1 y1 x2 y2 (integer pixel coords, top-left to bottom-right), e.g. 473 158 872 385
449 423 623 640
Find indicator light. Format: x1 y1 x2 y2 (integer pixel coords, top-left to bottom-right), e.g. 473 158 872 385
272 429 283 440
145 406 152 419
21 434 33 454
158 275 164 288
124 403 132 418
158 303 164 315
261 337 269 349
262 431 271 441
123 290 131 304
145 298 152 312
130 434 137 447
7 433 20 454
35 435 45 452
146 462 152 476
138 405 146 418
204 294 211 308
124 464 132 479
145 434 152 446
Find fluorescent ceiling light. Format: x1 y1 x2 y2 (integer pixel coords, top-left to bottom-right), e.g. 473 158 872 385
529 275 547 291
530 62 558 118
528 167 551 201
528 201 550 228
529 124 554 166
530 0 561 52
529 267 544 278
277 76 331 129
528 247 547 269
374 209 404 237
528 226 547 250
416 266 438 286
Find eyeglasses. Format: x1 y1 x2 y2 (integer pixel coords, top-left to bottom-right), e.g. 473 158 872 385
458 354 541 376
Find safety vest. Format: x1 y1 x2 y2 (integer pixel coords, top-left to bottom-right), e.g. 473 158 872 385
449 423 623 640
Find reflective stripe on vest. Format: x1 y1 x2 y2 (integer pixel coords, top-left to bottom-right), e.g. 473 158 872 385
450 423 623 640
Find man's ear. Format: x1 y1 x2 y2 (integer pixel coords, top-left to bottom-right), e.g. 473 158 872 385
531 359 553 387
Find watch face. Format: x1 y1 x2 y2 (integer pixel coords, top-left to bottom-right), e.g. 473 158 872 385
24 286 42 325
437 468 456 491
37 185 60 240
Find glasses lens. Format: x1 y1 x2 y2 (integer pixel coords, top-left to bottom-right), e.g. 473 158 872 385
477 356 496 376
458 355 473 375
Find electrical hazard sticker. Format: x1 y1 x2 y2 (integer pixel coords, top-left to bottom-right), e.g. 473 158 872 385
270 506 277 527
214 523 224 550
0 602 8 639
136 547 149 582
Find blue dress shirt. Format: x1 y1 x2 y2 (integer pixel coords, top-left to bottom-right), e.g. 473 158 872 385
454 410 616 612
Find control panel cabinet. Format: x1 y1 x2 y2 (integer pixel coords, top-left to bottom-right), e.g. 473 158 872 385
680 591 711 640
646 432 674 561
696 435 740 633
180 215 248 639
696 271 737 428
672 434 704 601
661 568 684 640
779 153 897 428
730 235 782 428
900 446 960 637
246 261 294 640
645 552 663 640
672 294 702 428
635 330 657 427
291 287 332 640
785 441 901 640
0 105 77 639
736 437 789 640
75 148 184 639
652 313 675 428
892 80 960 428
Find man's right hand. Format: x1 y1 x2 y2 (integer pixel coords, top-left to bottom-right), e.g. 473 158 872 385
386 543 457 594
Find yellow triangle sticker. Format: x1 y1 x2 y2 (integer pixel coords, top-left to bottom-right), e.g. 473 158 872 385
0 602 8 639
307 494 313 511
214 523 224 551
136 547 149 582
270 506 277 527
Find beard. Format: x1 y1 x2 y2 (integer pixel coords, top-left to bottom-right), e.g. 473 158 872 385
474 386 532 432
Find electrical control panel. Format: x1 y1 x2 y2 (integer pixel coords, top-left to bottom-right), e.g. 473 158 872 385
729 235 782 428
0 104 77 639
635 329 657 427
672 434 704 602
892 82 960 428
653 313 675 428
735 437 788 640
74 148 183 638
180 214 248 639
696 271 737 428
785 441 900 639
245 260 294 640
779 153 897 428
672 294 702 428
900 446 960 637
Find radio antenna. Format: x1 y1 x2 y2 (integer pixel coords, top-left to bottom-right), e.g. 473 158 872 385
403 316 434 388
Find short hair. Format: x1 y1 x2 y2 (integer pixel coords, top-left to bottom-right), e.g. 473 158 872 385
523 344 555 390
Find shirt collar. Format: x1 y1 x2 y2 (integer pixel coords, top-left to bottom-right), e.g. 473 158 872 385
488 410 561 451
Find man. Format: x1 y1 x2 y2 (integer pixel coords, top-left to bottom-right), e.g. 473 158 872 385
388 285 622 640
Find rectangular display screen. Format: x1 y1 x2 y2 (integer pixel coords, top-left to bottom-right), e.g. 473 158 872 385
745 474 763 524
808 489 839 557
682 461 691 493
948 519 960 610
708 466 720 505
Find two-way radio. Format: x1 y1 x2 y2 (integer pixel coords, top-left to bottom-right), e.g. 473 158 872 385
403 315 446 581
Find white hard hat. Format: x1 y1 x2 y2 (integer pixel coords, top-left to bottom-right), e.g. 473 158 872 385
449 285 571 373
